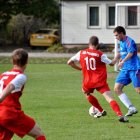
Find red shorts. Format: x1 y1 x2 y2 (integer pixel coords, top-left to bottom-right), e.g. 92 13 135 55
82 83 110 94
0 106 35 139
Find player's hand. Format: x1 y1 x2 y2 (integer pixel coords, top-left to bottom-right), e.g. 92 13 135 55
118 61 124 68
109 63 114 66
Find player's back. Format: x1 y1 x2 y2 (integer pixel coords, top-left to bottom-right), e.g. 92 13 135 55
80 48 107 88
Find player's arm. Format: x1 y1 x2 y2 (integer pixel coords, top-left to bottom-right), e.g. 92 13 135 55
111 53 121 66
0 83 15 102
0 74 26 103
67 61 82 70
67 51 82 71
101 54 120 66
118 40 136 68
118 52 133 68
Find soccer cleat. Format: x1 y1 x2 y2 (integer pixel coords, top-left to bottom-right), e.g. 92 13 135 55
119 116 129 123
125 108 138 117
94 110 107 118
102 110 107 116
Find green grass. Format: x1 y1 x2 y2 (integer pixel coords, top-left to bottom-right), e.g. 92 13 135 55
0 63 140 140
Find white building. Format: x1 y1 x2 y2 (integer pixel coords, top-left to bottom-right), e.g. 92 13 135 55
60 0 140 46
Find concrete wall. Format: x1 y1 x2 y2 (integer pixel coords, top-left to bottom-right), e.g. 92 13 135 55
61 1 140 45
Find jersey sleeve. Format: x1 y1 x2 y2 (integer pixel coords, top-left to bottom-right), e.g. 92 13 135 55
69 51 81 62
10 74 27 93
101 54 112 64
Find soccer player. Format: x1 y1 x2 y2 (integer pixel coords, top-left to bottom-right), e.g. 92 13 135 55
0 48 46 140
113 26 140 116
67 36 128 122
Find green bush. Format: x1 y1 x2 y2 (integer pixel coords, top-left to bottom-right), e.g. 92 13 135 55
47 43 66 53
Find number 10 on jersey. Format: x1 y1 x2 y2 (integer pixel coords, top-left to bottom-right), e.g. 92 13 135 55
84 57 96 70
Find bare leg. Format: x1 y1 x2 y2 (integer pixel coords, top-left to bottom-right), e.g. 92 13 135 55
28 123 46 140
103 91 122 116
114 83 133 108
114 83 137 116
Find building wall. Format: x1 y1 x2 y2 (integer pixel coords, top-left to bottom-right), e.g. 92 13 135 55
61 1 140 45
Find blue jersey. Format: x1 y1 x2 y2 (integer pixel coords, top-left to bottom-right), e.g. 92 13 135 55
119 36 140 70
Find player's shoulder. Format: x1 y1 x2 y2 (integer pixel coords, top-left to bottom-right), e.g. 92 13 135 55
80 48 88 54
12 73 27 85
123 36 135 47
2 70 25 77
126 36 135 43
81 48 88 52
16 73 27 81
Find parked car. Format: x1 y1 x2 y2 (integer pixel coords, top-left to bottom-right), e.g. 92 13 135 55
29 29 60 48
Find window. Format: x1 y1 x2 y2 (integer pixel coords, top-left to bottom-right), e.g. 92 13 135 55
128 6 137 26
90 7 99 26
108 6 115 26
107 5 115 28
88 5 101 28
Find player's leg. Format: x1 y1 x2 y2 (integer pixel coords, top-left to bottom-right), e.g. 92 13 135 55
124 70 140 116
0 126 14 140
6 110 46 140
132 70 140 94
85 93 104 112
98 84 123 117
115 83 137 116
86 93 107 118
96 83 128 122
114 71 137 116
114 83 133 108
27 123 46 140
102 91 128 122
103 91 122 116
135 87 140 94
82 86 104 113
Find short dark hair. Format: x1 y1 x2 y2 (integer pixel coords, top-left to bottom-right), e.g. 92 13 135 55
12 48 28 67
113 26 126 35
89 36 99 46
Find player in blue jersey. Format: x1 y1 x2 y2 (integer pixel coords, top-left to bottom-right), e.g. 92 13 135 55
113 26 140 116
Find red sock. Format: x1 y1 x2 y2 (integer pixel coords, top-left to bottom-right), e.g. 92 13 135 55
87 95 103 112
110 100 123 116
36 136 46 140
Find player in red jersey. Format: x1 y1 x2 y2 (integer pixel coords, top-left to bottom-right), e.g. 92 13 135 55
67 36 128 122
0 48 46 140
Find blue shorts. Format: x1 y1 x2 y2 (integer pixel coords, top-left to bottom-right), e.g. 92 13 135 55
115 70 140 88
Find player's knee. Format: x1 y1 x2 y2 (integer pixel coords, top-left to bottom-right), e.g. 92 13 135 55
84 92 91 99
28 124 45 138
114 87 119 93
85 92 90 96
114 83 124 95
82 89 90 96
114 87 122 95
135 88 140 94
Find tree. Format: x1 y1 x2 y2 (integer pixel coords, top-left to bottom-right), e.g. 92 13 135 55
0 0 14 30
0 0 59 30
16 0 59 26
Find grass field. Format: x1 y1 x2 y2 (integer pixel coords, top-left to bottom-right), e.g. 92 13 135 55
0 60 140 140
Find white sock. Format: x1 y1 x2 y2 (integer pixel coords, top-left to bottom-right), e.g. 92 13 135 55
118 93 133 109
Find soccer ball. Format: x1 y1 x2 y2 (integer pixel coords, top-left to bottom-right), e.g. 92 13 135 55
89 106 99 116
